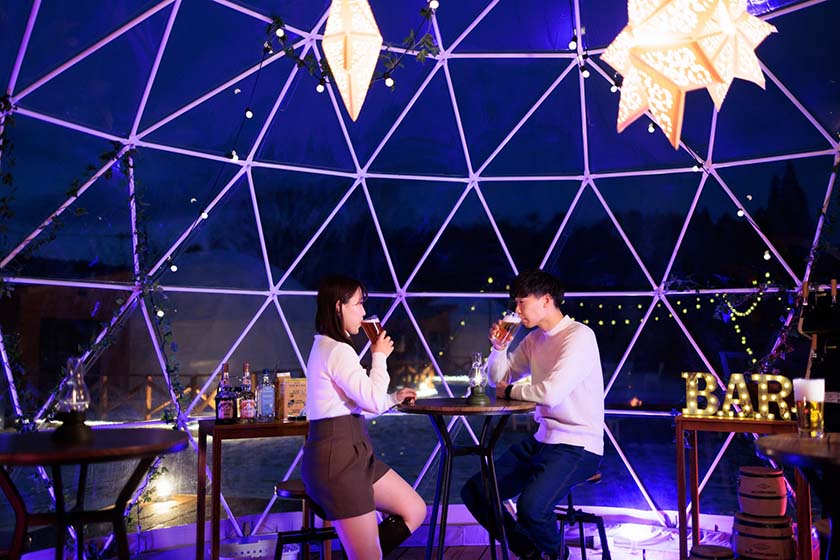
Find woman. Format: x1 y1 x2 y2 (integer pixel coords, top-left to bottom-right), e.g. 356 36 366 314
302 275 427 559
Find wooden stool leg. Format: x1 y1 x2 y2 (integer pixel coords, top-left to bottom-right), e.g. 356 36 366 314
301 499 311 560
323 519 332 560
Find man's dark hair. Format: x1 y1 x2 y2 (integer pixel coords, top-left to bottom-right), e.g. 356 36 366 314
510 269 564 308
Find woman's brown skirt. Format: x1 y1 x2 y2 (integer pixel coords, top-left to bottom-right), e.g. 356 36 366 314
301 413 390 520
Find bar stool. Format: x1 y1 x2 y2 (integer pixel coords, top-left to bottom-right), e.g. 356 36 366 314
274 479 338 560
555 472 611 560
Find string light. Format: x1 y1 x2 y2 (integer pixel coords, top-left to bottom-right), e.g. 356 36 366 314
568 34 577 50
384 74 395 88
316 79 326 93
170 264 178 272
737 209 745 217
230 150 239 161
245 108 253 119
763 250 771 260
275 27 285 39
647 122 655 133
580 64 590 78
200 211 209 220
429 0 439 9
156 309 165 318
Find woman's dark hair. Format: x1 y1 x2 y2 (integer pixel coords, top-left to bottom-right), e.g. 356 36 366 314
510 269 565 308
315 275 368 345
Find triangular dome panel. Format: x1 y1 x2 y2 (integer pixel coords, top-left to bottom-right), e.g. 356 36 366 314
717 158 832 280
131 148 242 270
339 58 437 168
5 166 134 282
159 291 268 381
16 2 161 91
479 180 579 272
139 0 272 128
713 72 833 162
143 58 295 159
277 295 317 366
21 7 169 135
595 173 703 283
543 187 653 291
86 305 169 422
157 176 268 290
409 187 516 292
586 60 702 172
455 0 573 52
753 1 840 136
255 66 356 172
1 116 130 278
605 309 708 410
481 70 583 176
367 69 468 177
281 185 394 292
251 168 354 285
226 302 304 377
450 58 569 169
668 176 795 289
366 177 467 285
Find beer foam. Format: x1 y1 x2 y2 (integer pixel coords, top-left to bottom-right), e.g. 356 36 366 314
793 378 824 401
502 314 521 324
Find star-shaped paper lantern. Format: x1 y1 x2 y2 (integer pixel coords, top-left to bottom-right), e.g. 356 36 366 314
697 0 777 109
603 0 776 148
322 0 383 122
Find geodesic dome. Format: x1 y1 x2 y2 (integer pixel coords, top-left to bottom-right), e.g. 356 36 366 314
1 0 839 538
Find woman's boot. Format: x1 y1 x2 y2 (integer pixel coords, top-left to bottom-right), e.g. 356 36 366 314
378 515 412 556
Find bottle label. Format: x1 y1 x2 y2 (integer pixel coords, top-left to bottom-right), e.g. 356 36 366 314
240 400 257 419
260 392 275 417
217 400 235 419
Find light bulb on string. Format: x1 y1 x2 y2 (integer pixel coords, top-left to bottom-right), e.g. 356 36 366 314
568 34 577 50
737 209 745 217
170 264 178 272
648 122 656 133
384 74 395 88
429 0 439 9
580 64 590 79
275 27 285 39
763 250 771 261
245 108 253 119
316 79 326 93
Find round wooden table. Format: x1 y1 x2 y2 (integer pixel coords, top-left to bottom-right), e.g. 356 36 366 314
398 396 535 560
0 427 189 560
756 433 840 560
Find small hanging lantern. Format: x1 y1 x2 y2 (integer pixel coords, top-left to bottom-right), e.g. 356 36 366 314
322 0 383 121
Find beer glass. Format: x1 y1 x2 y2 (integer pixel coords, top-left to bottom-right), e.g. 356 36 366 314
491 311 522 348
361 315 383 344
793 378 825 438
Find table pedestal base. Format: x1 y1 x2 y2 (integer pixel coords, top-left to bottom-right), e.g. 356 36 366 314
427 414 511 560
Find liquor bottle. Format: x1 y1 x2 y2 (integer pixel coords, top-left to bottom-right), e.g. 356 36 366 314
239 362 257 422
215 363 237 424
257 370 275 421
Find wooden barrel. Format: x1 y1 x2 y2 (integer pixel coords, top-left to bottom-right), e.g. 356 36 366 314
731 512 795 559
737 466 787 517
689 544 735 560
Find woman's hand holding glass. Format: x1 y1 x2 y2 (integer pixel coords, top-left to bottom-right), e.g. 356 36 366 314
371 329 395 358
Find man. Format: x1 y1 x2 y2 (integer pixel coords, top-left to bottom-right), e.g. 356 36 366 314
460 269 605 560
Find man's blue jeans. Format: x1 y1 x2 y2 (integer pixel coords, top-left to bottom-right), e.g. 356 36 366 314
461 435 602 557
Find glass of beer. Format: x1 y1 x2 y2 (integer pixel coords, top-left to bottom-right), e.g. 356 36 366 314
491 311 522 349
793 378 825 438
361 315 383 344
